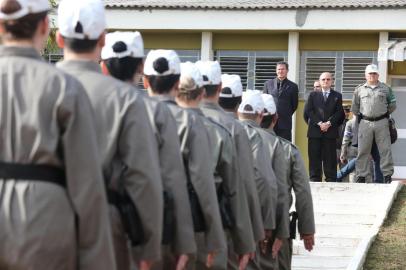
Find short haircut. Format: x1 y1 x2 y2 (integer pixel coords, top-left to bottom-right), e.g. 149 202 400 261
145 74 180 94
104 57 143 82
203 84 220 98
62 37 98 54
238 111 258 121
177 87 204 101
0 11 47 40
260 114 273 129
276 61 289 70
219 96 241 111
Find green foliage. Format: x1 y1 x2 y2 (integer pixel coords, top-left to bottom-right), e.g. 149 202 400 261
44 0 58 55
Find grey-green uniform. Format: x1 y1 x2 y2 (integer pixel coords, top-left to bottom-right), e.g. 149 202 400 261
351 82 396 179
277 137 315 270
256 128 291 269
153 96 226 263
239 119 278 270
136 92 196 267
187 107 237 270
0 46 116 270
200 101 260 269
57 60 164 269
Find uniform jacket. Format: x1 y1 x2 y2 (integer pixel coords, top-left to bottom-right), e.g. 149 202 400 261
258 128 290 239
200 101 258 254
0 46 115 270
341 118 358 159
304 90 345 139
279 139 315 235
239 119 278 231
139 93 196 255
57 60 163 261
154 96 226 253
263 78 299 130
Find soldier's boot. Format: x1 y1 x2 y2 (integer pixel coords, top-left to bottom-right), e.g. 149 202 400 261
356 177 366 183
384 175 392 184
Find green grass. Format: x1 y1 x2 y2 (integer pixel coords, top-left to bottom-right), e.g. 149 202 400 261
364 185 406 270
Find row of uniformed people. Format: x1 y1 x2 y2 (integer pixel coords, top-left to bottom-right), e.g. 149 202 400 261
0 0 315 270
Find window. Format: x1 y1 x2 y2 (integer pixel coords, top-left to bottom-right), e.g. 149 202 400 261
215 50 287 90
300 51 376 100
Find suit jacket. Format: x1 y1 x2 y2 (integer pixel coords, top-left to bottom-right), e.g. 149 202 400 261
304 89 345 139
263 78 299 130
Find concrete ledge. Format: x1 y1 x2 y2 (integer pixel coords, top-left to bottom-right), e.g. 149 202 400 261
345 181 402 270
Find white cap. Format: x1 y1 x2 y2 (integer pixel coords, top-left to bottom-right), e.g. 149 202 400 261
365 64 379 75
238 90 265 114
144 50 180 76
195 61 222 85
0 0 49 20
58 0 106 40
261 94 276 115
220 74 243 98
179 62 204 91
102 31 144 60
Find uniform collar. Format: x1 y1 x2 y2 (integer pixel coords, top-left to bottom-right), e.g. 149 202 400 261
187 107 204 116
0 45 42 60
57 59 102 73
363 81 382 89
240 118 260 128
200 100 224 111
151 95 177 105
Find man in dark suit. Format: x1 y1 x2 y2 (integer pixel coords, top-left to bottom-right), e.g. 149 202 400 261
263 61 299 141
304 72 345 182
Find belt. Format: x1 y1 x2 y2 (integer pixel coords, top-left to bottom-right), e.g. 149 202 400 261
360 113 388 122
0 161 66 187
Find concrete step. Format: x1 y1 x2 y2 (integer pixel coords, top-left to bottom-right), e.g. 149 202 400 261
292 255 351 268
293 244 356 257
293 236 362 248
313 204 387 215
314 213 376 225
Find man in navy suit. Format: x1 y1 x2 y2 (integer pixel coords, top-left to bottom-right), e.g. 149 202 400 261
304 72 345 182
263 61 299 141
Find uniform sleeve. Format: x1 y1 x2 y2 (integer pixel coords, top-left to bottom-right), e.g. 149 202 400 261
59 80 116 270
291 148 315 235
272 140 290 240
187 118 226 252
224 138 256 254
119 94 163 261
387 86 397 113
351 88 361 115
155 105 196 255
251 135 277 231
236 129 265 242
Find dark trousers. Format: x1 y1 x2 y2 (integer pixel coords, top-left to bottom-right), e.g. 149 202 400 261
275 127 292 142
308 137 337 182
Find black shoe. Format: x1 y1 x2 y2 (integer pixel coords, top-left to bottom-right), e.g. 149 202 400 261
384 175 392 184
356 177 366 183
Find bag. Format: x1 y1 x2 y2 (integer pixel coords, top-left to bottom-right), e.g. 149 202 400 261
389 117 397 144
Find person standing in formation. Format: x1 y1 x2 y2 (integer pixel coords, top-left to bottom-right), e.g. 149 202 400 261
0 0 115 269
100 32 196 270
57 1 164 269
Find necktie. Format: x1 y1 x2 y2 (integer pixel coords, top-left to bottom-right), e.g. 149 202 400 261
323 92 328 102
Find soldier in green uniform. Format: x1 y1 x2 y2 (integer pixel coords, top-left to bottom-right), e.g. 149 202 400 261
0 0 115 269
196 61 255 269
260 94 315 270
57 1 164 269
143 50 225 269
351 64 396 183
100 32 196 270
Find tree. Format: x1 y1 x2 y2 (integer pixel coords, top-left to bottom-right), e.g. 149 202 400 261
44 0 59 57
